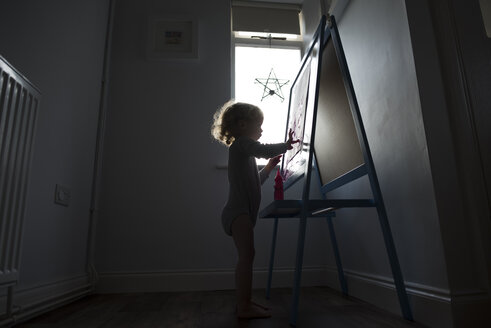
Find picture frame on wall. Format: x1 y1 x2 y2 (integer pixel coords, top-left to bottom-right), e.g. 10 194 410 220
146 16 199 60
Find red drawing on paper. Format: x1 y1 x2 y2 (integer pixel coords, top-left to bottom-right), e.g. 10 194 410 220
283 59 311 181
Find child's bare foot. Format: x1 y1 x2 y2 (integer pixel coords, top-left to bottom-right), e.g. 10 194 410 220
237 302 272 319
252 300 270 311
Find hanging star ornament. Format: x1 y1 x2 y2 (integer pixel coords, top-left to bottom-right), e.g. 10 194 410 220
254 68 290 102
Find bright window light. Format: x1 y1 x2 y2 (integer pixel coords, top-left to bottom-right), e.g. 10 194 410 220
235 46 301 164
235 31 301 41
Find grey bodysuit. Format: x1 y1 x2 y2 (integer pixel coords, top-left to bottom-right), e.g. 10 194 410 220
221 136 288 236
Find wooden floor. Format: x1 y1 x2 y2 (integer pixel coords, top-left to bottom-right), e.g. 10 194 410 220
15 287 425 328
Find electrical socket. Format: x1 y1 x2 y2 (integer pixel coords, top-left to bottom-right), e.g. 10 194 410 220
54 184 71 207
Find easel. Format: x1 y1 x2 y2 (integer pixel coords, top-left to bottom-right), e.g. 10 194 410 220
259 15 413 326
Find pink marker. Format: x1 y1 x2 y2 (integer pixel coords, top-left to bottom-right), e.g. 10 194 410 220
274 169 284 200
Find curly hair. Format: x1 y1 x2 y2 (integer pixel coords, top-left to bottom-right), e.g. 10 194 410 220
211 101 263 146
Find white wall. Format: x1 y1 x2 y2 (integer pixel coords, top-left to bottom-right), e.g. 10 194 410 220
301 0 452 327
405 0 491 326
2 0 486 326
300 0 491 327
95 0 331 293
0 0 109 320
335 0 449 285
95 0 490 324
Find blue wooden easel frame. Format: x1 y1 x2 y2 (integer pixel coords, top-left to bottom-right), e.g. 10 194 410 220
259 15 413 326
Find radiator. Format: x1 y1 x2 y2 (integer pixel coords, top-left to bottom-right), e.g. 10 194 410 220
0 55 40 317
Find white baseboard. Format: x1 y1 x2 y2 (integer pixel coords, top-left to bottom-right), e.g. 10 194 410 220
12 267 482 328
96 266 329 293
322 267 454 328
324 267 490 328
97 266 490 328
0 274 93 327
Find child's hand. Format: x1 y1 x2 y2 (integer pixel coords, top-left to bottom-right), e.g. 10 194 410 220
286 129 300 150
267 155 282 169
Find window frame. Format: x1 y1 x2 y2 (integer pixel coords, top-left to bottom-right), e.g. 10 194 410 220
231 35 304 100
232 36 303 166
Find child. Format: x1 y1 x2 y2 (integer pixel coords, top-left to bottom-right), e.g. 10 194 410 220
211 101 298 319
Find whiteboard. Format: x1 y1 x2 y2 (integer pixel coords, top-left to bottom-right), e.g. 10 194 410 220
314 38 364 186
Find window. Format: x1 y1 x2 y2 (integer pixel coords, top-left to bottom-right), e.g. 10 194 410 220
234 44 301 144
232 1 303 163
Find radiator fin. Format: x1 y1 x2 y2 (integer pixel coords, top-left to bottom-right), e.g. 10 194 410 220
0 56 41 311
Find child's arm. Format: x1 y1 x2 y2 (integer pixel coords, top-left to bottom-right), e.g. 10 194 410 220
239 138 287 159
259 155 282 184
239 129 299 159
240 141 286 160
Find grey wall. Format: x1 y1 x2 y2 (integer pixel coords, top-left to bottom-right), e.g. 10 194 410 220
405 0 491 325
334 0 448 287
0 0 109 311
95 0 331 292
2 0 488 326
302 0 451 326
301 0 491 326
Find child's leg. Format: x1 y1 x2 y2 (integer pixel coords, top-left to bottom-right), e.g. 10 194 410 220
231 215 271 319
